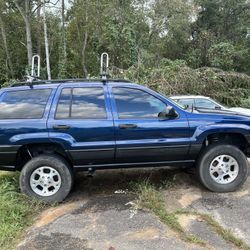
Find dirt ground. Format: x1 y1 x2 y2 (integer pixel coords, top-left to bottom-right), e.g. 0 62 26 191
17 166 250 250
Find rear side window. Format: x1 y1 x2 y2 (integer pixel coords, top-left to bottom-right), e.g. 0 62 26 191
55 87 107 119
0 89 51 119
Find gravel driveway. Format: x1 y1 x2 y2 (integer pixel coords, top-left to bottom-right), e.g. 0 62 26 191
18 166 250 250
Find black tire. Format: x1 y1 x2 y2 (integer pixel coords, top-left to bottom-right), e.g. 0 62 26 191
20 154 73 203
196 144 249 192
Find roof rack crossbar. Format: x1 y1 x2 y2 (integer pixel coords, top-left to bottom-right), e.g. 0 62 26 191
10 78 131 87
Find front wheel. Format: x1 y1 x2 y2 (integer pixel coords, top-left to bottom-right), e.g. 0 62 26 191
20 155 73 203
196 144 249 192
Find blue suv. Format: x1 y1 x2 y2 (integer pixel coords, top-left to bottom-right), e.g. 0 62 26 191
0 79 249 202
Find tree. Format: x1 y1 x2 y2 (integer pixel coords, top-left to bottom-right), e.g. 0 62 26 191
0 9 14 78
190 0 250 71
13 0 34 66
58 0 67 78
42 0 51 79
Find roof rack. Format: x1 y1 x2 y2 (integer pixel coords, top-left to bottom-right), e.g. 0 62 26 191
9 53 131 87
100 52 109 80
10 78 131 87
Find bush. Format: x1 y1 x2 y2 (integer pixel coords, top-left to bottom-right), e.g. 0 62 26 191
112 60 250 108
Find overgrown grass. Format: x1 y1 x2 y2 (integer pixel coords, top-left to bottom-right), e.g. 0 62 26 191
134 180 250 249
0 172 45 250
133 180 206 246
175 210 250 250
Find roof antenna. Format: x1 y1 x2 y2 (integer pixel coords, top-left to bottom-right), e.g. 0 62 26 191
100 52 109 80
27 54 41 83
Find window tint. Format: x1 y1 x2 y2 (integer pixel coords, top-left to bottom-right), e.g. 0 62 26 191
195 99 217 109
0 89 51 119
113 88 167 119
55 88 71 119
55 87 107 119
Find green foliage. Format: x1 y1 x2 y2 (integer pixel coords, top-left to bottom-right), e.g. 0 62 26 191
0 0 249 101
208 42 236 70
208 42 248 71
112 61 250 108
191 0 250 73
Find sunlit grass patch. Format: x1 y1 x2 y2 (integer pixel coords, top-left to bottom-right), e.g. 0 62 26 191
0 172 45 250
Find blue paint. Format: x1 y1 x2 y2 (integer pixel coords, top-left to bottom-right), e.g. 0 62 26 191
0 80 250 170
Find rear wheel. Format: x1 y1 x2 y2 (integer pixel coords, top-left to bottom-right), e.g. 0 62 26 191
20 155 73 203
196 144 248 192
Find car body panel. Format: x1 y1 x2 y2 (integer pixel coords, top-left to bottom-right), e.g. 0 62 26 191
108 84 191 163
0 81 250 171
47 82 116 165
0 85 57 167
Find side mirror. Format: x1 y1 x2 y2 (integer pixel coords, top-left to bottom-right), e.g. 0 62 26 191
215 106 222 110
158 106 178 119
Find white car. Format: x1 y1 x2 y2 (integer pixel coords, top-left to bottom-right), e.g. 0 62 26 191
170 95 250 116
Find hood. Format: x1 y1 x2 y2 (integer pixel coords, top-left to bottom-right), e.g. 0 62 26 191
229 107 250 116
192 107 250 117
184 107 250 124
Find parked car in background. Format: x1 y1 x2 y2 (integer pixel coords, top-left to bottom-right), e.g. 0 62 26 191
170 95 250 116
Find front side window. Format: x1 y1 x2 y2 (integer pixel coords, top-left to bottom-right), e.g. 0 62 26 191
55 87 107 119
112 87 167 119
0 89 51 119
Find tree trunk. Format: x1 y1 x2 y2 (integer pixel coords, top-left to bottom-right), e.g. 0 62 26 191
62 0 66 62
0 14 14 78
14 0 33 67
43 0 51 80
25 17 33 66
81 3 88 77
37 0 42 56
58 0 67 77
81 31 88 77
25 0 32 66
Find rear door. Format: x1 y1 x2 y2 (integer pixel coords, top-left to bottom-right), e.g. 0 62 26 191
109 86 191 163
47 83 115 166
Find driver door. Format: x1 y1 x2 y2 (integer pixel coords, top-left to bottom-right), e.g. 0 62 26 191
110 86 190 163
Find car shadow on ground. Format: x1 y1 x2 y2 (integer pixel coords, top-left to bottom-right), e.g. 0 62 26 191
69 166 203 200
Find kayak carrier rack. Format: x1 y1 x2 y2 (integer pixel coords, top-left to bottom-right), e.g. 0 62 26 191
10 52 130 87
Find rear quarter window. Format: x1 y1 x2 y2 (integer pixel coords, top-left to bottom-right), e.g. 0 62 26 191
0 89 52 119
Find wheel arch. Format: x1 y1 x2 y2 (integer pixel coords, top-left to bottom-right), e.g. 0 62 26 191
15 142 73 171
202 132 249 154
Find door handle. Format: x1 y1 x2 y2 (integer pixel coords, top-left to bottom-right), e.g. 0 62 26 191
119 124 138 129
53 125 71 130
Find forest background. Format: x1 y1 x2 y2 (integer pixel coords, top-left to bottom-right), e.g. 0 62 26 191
1 0 250 107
